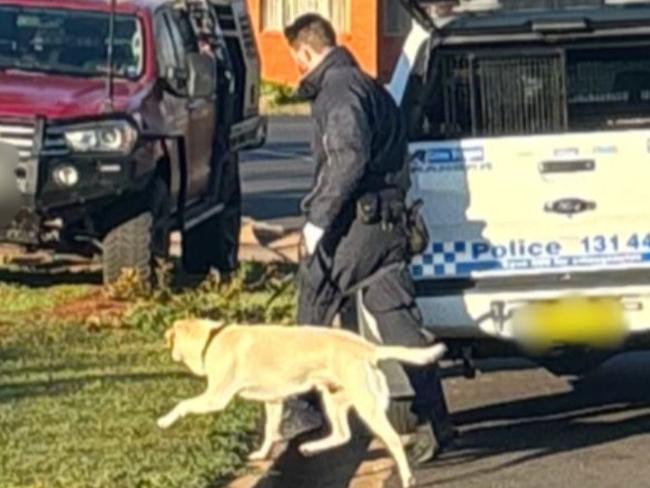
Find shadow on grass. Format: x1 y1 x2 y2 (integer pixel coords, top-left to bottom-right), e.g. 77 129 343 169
0 254 299 296
0 267 102 287
0 370 193 403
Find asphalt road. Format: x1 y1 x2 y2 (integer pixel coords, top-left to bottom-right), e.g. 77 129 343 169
250 354 650 488
241 116 312 230
240 117 650 488
416 354 650 488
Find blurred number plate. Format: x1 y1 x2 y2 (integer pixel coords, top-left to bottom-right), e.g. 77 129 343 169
515 297 626 348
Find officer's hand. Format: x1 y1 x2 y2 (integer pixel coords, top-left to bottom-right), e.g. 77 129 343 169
302 222 324 256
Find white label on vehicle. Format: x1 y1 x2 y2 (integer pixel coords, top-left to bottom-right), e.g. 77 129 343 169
412 234 650 279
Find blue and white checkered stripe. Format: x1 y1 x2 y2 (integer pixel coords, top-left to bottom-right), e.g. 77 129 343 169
411 241 502 278
411 238 650 279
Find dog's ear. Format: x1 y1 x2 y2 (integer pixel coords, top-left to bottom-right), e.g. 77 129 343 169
173 318 195 334
170 319 193 345
172 318 224 340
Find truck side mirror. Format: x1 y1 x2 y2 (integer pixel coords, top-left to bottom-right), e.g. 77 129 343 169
186 52 216 99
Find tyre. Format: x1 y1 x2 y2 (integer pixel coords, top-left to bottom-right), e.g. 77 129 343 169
182 153 241 275
102 178 171 285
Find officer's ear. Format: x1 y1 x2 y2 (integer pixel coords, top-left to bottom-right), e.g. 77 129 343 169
301 45 313 63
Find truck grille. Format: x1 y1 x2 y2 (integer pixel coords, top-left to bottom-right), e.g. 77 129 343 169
0 121 69 160
0 121 35 161
42 130 69 157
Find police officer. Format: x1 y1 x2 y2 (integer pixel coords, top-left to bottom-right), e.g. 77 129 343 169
281 14 456 463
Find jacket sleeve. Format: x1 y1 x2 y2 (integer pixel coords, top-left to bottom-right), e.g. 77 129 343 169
307 98 371 231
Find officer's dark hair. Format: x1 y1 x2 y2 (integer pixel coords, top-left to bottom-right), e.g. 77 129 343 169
284 13 337 52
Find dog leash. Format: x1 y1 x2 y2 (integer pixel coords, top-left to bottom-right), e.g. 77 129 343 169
343 261 406 297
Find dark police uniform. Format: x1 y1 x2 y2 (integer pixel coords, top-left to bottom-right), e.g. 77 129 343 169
294 46 454 452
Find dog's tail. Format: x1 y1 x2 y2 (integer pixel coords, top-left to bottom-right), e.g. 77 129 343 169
375 343 447 366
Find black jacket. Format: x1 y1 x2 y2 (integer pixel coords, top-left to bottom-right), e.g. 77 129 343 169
297 47 409 232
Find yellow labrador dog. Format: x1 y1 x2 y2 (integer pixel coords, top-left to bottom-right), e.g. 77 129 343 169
158 319 447 487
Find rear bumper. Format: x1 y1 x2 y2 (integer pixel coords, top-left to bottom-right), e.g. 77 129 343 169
417 280 650 344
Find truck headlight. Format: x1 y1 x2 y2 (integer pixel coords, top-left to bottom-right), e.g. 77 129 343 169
64 120 138 154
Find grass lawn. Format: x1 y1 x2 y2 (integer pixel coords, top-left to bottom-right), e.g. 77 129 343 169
0 279 272 488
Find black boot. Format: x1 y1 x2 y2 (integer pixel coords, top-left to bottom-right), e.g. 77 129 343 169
407 418 458 465
280 395 324 441
405 365 457 465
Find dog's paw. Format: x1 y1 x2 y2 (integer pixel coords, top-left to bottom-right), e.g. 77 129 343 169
298 444 316 457
248 450 267 462
157 413 177 430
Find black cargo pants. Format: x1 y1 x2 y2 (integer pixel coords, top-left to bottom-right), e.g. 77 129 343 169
297 216 452 435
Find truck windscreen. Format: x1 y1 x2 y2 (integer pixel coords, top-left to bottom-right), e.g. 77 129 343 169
0 6 143 79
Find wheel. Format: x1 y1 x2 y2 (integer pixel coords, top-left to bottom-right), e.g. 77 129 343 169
182 152 241 275
102 178 171 285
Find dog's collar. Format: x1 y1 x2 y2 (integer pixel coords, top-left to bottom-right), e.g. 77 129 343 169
200 325 228 367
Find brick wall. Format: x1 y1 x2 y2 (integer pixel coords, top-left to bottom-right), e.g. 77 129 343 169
247 0 390 86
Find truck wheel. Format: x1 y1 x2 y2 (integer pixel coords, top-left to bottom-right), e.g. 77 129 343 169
183 153 241 275
102 179 171 285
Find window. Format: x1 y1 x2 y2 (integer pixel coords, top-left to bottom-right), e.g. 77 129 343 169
567 46 650 130
413 43 650 141
170 9 198 55
382 0 411 36
418 51 566 139
0 6 143 78
154 10 197 95
154 12 179 72
262 0 349 33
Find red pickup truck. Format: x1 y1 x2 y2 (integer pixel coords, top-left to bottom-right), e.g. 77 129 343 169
0 0 266 283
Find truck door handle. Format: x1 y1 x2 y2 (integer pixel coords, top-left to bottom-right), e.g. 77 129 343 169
539 159 595 174
545 198 596 216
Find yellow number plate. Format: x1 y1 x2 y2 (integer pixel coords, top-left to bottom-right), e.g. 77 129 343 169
514 297 626 349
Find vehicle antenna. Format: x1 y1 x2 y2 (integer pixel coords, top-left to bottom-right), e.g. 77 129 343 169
105 0 117 111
